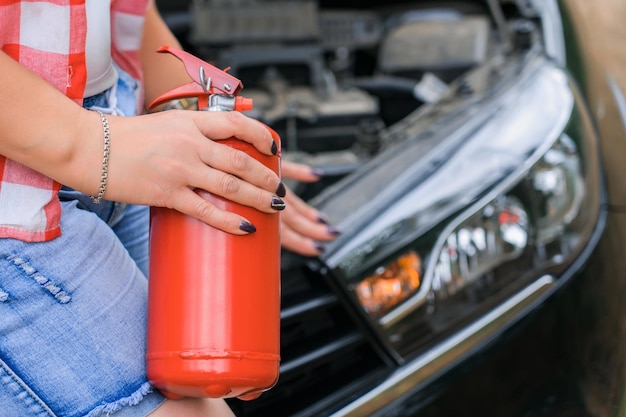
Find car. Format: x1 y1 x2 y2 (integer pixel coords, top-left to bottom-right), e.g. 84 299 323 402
155 0 626 416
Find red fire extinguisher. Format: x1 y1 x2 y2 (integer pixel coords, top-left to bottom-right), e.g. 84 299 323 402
145 46 281 401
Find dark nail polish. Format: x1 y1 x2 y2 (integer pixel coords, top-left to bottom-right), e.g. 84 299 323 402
317 214 330 225
276 182 286 197
271 196 286 211
271 140 278 156
314 243 325 254
239 221 257 233
327 226 341 236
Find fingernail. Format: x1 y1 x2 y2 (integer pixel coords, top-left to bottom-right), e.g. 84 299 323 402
327 226 341 236
271 196 286 211
311 168 325 177
271 140 278 155
314 243 325 254
317 214 330 225
239 221 257 233
276 182 286 197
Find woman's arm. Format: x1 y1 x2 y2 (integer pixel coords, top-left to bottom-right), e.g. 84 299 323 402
140 1 191 107
0 48 283 235
0 51 101 196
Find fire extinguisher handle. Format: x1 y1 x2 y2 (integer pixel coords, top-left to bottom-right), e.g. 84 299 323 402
147 45 245 110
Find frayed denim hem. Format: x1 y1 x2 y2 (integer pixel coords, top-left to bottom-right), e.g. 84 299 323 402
84 382 155 417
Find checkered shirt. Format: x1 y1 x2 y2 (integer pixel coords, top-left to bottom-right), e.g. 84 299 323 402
0 0 149 242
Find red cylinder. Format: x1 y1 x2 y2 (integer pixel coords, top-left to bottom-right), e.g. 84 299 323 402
146 131 281 400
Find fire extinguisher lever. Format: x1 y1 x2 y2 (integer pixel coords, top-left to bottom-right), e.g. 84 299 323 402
148 45 249 111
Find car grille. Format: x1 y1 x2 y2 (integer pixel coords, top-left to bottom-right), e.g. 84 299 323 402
227 257 390 417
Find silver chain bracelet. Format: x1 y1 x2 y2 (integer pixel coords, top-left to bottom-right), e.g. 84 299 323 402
90 111 110 204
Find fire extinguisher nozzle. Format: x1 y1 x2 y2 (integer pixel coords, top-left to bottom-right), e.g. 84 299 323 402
235 96 254 112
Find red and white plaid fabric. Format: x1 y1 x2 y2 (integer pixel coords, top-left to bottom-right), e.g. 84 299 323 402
0 0 149 242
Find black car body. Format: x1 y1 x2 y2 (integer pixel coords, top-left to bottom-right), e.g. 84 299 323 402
156 0 626 415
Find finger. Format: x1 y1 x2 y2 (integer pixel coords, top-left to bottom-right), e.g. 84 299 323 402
281 197 338 242
283 187 338 229
283 187 325 223
191 167 286 214
280 223 323 257
191 111 278 156
281 160 322 183
198 141 283 195
281 208 338 242
170 187 260 235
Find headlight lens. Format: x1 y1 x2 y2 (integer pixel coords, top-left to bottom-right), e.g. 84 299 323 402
350 129 595 353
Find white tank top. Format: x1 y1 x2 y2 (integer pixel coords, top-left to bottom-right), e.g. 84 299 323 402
84 0 118 97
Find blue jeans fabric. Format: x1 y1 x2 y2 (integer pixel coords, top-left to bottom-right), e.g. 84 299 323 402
0 67 166 416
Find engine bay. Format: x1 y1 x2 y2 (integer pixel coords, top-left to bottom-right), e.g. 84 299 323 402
163 0 535 199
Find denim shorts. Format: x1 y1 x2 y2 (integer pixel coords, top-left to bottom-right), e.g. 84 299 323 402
0 66 167 416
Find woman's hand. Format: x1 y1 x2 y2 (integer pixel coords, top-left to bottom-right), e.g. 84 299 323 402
279 160 340 256
0 51 280 236
101 110 285 235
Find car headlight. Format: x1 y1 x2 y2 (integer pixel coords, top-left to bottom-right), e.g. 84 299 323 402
317 56 602 358
355 132 584 325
